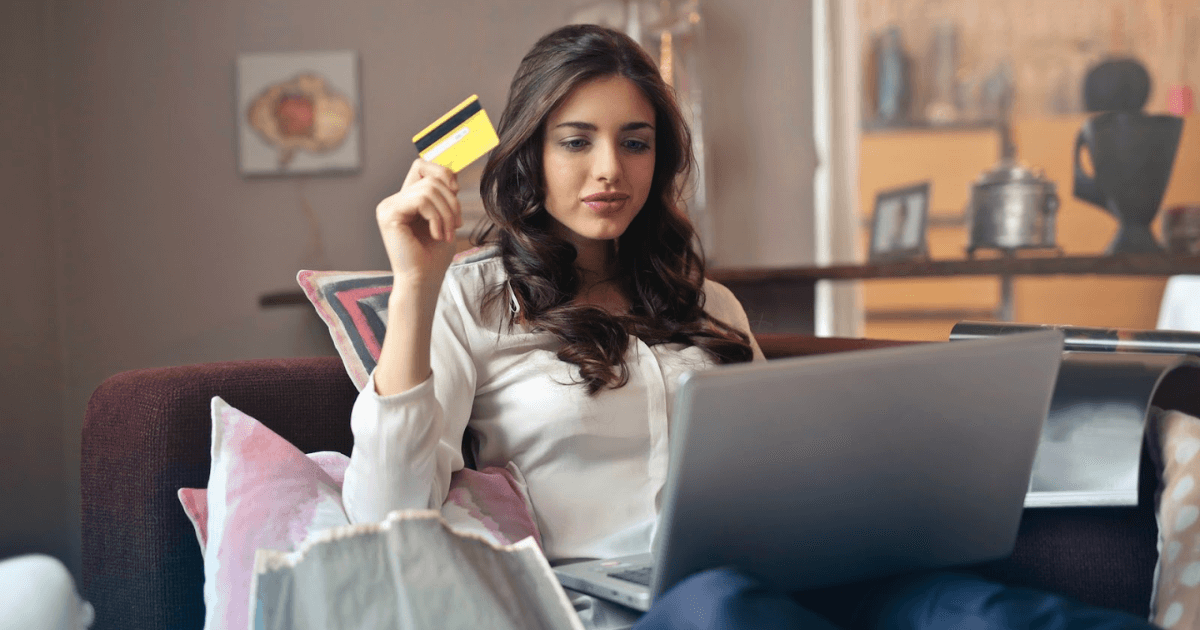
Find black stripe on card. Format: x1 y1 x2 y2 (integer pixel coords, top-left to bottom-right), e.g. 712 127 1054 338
414 99 483 152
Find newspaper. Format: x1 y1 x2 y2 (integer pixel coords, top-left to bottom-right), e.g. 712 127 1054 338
250 510 587 630
950 321 1200 508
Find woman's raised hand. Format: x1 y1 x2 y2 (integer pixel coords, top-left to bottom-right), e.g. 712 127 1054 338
375 159 463 287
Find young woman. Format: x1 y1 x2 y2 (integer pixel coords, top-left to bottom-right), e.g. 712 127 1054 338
342 23 1158 630
343 23 760 564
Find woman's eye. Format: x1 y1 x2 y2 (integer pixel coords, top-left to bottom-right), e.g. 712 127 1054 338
560 138 589 151
623 139 652 153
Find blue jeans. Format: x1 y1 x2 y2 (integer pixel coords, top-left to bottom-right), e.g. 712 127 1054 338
632 568 1159 630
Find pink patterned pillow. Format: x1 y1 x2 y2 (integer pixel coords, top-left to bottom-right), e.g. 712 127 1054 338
443 464 543 549
199 397 349 630
296 246 490 391
176 452 350 556
178 396 541 630
178 457 542 553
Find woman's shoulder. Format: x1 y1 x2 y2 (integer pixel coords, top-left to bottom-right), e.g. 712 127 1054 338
701 277 755 333
444 244 506 286
450 244 502 269
700 277 740 314
440 244 509 325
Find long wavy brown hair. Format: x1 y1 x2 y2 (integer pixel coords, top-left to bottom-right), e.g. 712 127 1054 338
474 24 753 394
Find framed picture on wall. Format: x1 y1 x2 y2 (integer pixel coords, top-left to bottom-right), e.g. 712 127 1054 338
869 182 930 262
235 50 362 176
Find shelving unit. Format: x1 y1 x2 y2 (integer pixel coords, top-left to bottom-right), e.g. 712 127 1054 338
709 253 1200 336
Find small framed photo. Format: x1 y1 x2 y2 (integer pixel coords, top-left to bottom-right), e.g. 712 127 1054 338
235 50 362 176
869 182 930 262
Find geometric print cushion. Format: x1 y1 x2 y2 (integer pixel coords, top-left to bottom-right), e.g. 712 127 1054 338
1151 408 1200 629
296 246 490 391
297 269 392 391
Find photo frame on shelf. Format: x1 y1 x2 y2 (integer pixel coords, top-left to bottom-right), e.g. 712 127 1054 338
869 182 930 262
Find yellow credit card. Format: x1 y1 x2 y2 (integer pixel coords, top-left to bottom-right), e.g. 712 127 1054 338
412 94 500 173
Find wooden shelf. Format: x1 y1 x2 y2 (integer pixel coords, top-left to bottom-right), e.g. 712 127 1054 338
261 254 1200 337
706 253 1200 284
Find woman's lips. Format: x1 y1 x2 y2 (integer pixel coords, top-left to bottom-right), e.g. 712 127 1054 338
583 193 629 214
584 199 627 214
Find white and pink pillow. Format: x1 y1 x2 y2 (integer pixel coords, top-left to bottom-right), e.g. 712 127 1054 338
179 396 540 630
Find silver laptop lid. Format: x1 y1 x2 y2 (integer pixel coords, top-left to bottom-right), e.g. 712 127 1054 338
650 330 1064 599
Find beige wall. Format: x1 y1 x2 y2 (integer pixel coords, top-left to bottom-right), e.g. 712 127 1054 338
703 0 817 267
3 0 817 582
1 0 68 572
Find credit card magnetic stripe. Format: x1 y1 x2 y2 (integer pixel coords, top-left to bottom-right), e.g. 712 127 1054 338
413 96 483 151
412 94 500 173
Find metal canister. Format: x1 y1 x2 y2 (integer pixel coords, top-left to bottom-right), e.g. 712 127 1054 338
967 161 1059 254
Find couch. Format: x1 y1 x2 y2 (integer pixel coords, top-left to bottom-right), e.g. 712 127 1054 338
81 333 1171 630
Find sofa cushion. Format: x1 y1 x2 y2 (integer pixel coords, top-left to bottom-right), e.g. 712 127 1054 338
295 246 499 391
201 396 349 630
182 396 541 630
296 269 392 391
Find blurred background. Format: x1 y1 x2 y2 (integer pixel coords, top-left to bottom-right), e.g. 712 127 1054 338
2 0 1196 584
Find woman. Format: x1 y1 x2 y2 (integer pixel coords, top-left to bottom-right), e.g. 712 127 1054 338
343 23 759 564
343 24 1157 630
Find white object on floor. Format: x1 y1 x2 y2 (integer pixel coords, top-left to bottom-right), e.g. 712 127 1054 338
1157 276 1200 331
0 554 94 630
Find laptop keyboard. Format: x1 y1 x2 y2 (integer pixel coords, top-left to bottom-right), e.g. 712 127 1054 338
608 566 653 586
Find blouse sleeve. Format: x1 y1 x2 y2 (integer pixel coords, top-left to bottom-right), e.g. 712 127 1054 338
703 279 766 362
341 271 479 524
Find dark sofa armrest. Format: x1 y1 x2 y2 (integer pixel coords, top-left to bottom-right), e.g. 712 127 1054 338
81 356 357 630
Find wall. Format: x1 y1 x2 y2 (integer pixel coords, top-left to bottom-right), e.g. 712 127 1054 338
702 0 817 268
0 0 69 570
3 0 818 582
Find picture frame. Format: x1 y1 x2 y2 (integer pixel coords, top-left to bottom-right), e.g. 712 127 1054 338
869 182 930 262
235 50 362 176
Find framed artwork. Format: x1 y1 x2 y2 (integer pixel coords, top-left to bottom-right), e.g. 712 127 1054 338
235 50 361 176
869 182 930 262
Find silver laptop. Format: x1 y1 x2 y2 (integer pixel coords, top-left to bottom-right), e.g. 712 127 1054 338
554 330 1064 611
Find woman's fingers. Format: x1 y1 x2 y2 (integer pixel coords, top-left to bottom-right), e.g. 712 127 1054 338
411 178 458 242
416 201 446 241
377 179 461 243
425 177 463 233
395 159 461 242
403 158 459 194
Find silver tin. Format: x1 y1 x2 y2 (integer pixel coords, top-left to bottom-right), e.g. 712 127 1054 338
967 162 1059 254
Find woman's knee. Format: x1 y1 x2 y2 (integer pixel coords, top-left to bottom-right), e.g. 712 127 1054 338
634 567 839 630
861 571 1157 630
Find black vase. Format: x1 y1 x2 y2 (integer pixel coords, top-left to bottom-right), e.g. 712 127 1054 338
1073 111 1184 254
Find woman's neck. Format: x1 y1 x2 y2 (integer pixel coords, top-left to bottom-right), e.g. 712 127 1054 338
572 239 618 287
571 240 628 314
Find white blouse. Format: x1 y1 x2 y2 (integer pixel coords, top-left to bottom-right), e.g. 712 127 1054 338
341 247 764 561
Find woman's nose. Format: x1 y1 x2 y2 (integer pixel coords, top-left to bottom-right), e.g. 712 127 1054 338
592 142 623 183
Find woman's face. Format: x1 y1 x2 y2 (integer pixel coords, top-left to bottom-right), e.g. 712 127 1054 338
541 75 657 250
